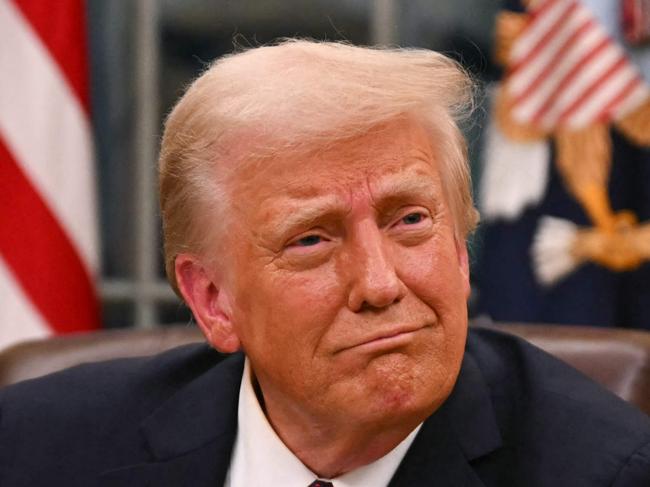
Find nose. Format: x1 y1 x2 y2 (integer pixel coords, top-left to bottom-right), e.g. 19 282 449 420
347 221 407 312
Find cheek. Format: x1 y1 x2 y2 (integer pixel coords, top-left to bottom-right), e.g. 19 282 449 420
398 238 466 300
272 264 343 312
396 238 468 354
237 263 344 348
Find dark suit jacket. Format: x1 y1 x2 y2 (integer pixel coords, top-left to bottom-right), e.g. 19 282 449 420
1 328 649 486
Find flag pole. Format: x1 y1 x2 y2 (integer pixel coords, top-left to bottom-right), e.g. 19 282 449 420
134 0 160 329
371 0 397 46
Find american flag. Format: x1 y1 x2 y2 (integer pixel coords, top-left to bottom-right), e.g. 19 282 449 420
0 0 100 350
505 0 649 130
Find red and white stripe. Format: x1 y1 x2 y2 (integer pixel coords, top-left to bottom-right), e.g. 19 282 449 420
0 0 99 350
506 0 649 130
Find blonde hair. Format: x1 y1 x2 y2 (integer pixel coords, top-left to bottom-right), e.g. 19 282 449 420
159 39 479 294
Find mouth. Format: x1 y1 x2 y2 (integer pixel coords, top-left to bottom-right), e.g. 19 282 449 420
338 324 431 354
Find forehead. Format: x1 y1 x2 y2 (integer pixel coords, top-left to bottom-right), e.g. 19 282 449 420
228 118 440 204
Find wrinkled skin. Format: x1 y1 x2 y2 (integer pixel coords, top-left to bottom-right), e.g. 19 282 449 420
176 118 470 476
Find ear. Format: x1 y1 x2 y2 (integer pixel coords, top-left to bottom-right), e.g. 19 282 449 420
174 254 241 353
455 239 471 300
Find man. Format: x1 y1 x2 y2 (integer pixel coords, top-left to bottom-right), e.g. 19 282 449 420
1 40 649 486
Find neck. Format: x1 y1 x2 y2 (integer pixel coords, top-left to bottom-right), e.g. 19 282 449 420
281 420 418 478
254 380 422 478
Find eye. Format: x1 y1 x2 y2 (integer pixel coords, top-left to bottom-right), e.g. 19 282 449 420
401 212 425 225
389 209 433 246
291 234 322 247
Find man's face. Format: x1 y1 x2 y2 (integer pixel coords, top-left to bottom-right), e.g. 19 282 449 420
214 118 469 430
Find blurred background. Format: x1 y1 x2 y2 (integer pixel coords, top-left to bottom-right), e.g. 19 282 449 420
2 0 650 350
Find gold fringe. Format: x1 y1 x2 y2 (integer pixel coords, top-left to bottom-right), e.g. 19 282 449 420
494 87 548 142
554 125 615 230
494 11 530 67
614 98 650 146
493 1 650 274
572 220 650 271
493 9 545 142
632 221 650 257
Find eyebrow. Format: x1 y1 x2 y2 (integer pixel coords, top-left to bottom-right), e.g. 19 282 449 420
373 175 439 205
259 161 441 238
260 195 349 238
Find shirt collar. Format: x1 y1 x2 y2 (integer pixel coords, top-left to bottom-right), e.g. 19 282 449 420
226 358 421 487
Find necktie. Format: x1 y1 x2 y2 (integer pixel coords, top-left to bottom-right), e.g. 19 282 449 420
308 480 333 487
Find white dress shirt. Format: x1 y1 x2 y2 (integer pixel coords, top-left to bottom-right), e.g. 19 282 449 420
224 359 421 487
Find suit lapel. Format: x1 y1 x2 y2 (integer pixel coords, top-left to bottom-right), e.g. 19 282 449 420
97 344 502 486
389 353 502 487
98 353 245 487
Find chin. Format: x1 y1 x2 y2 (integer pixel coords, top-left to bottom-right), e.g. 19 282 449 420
357 353 455 425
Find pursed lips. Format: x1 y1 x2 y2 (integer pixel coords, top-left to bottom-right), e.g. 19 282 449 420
336 324 431 354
